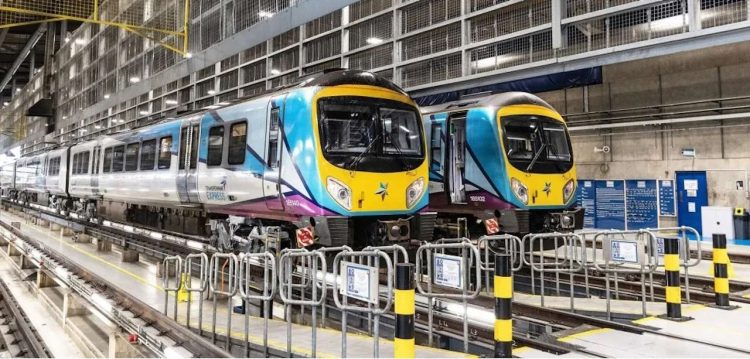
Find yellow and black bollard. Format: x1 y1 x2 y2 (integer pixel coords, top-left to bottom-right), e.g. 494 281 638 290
711 233 738 309
663 236 683 319
494 254 512 358
394 263 415 358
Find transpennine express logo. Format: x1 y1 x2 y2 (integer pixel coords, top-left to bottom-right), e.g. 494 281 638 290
375 182 389 201
543 182 552 197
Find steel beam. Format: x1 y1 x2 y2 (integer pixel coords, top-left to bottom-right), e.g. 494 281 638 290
0 24 46 95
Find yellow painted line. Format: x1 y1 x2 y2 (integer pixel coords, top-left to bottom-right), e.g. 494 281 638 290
558 328 612 343
3 212 164 291
744 293 750 299
682 304 706 314
513 346 531 354
632 316 658 325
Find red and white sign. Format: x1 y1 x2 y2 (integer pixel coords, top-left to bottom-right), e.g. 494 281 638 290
296 227 315 248
484 218 500 234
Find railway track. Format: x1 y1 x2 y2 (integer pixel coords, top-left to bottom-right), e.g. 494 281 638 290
0 275 50 358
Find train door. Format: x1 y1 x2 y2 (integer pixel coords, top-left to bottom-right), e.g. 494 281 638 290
445 112 467 204
263 99 284 210
91 145 101 195
429 118 446 183
177 120 201 203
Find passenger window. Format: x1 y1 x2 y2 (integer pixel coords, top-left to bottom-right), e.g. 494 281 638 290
189 125 199 169
72 154 78 175
228 122 247 165
267 109 279 169
82 152 90 174
125 143 140 171
179 127 188 170
103 148 113 173
430 124 442 172
112 145 125 172
140 139 157 170
158 136 172 169
207 126 224 167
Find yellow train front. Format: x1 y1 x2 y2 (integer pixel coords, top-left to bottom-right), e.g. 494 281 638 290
422 92 583 238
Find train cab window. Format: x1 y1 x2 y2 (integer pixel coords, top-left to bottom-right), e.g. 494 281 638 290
112 145 125 172
103 148 113 173
207 126 224 167
228 122 247 165
158 136 172 169
125 143 140 171
140 139 157 170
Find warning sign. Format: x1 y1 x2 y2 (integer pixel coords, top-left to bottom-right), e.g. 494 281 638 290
296 227 315 248
485 218 500 234
433 253 463 289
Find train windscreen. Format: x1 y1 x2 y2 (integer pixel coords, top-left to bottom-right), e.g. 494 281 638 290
502 115 573 174
318 97 424 172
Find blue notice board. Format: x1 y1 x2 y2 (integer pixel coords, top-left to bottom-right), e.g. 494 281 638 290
625 180 658 230
577 180 597 229
595 180 626 230
659 180 676 216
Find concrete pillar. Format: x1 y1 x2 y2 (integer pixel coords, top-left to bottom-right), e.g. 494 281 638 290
155 262 176 278
108 331 142 358
74 233 92 243
38 219 48 228
37 270 58 288
7 244 21 257
61 227 74 237
97 240 111 252
50 223 61 231
121 249 139 263
62 291 89 328
21 255 38 270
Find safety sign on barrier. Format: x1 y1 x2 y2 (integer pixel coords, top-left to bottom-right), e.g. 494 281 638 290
340 261 379 304
610 240 639 263
433 253 463 289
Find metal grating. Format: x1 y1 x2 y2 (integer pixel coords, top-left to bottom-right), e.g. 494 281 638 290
305 10 342 38
565 0 639 18
701 0 748 29
469 0 551 43
401 0 461 34
348 13 393 50
401 22 461 61
469 31 553 74
401 52 462 88
305 32 342 63
303 58 342 75
349 0 392 22
347 42 393 70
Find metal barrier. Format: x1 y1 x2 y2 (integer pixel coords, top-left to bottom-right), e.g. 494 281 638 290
183 253 209 333
333 249 393 358
361 244 408 334
523 233 586 309
591 230 659 319
314 245 352 328
162 255 183 320
478 234 523 295
239 251 277 357
209 253 239 351
415 241 481 353
646 226 702 303
279 249 326 358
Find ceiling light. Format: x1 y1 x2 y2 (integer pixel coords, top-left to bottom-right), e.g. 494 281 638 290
94 124 102 129
259 11 274 19
184 52 193 59
139 110 149 116
103 94 110 99
366 37 384 45
2 102 8 106
165 99 178 105
75 38 87 45
270 69 281 75
207 90 216 95
129 76 140 83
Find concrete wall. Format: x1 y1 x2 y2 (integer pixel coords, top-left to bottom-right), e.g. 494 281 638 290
534 42 750 212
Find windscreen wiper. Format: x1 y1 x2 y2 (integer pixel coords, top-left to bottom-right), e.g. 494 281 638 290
387 133 412 171
526 142 546 172
346 132 381 172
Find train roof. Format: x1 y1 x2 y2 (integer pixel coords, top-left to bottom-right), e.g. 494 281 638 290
420 91 554 115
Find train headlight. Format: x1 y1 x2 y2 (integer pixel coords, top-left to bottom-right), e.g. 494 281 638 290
563 179 575 203
510 178 528 204
406 177 425 208
327 177 352 210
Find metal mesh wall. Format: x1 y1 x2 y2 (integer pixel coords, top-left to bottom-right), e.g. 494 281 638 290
7 0 750 153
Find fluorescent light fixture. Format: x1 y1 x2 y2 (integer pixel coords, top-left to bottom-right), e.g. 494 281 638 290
204 105 221 110
366 37 384 45
259 11 274 18
15 88 20 93
207 90 216 95
474 54 520 69
2 102 8 106
94 124 102 129
270 69 281 76
103 94 110 99
165 99 178 105
81 129 88 133
184 52 193 59
129 76 141 83
75 38 87 45
64 36 70 43
139 110 149 116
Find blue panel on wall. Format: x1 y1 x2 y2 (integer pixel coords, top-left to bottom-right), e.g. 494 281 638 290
626 180 659 230
595 180 626 230
577 180 597 229
659 180 676 216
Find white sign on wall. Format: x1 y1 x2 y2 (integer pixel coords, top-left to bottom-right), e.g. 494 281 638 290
433 253 463 289
610 240 639 263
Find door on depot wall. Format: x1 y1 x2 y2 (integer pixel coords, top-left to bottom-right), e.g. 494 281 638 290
676 171 708 239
